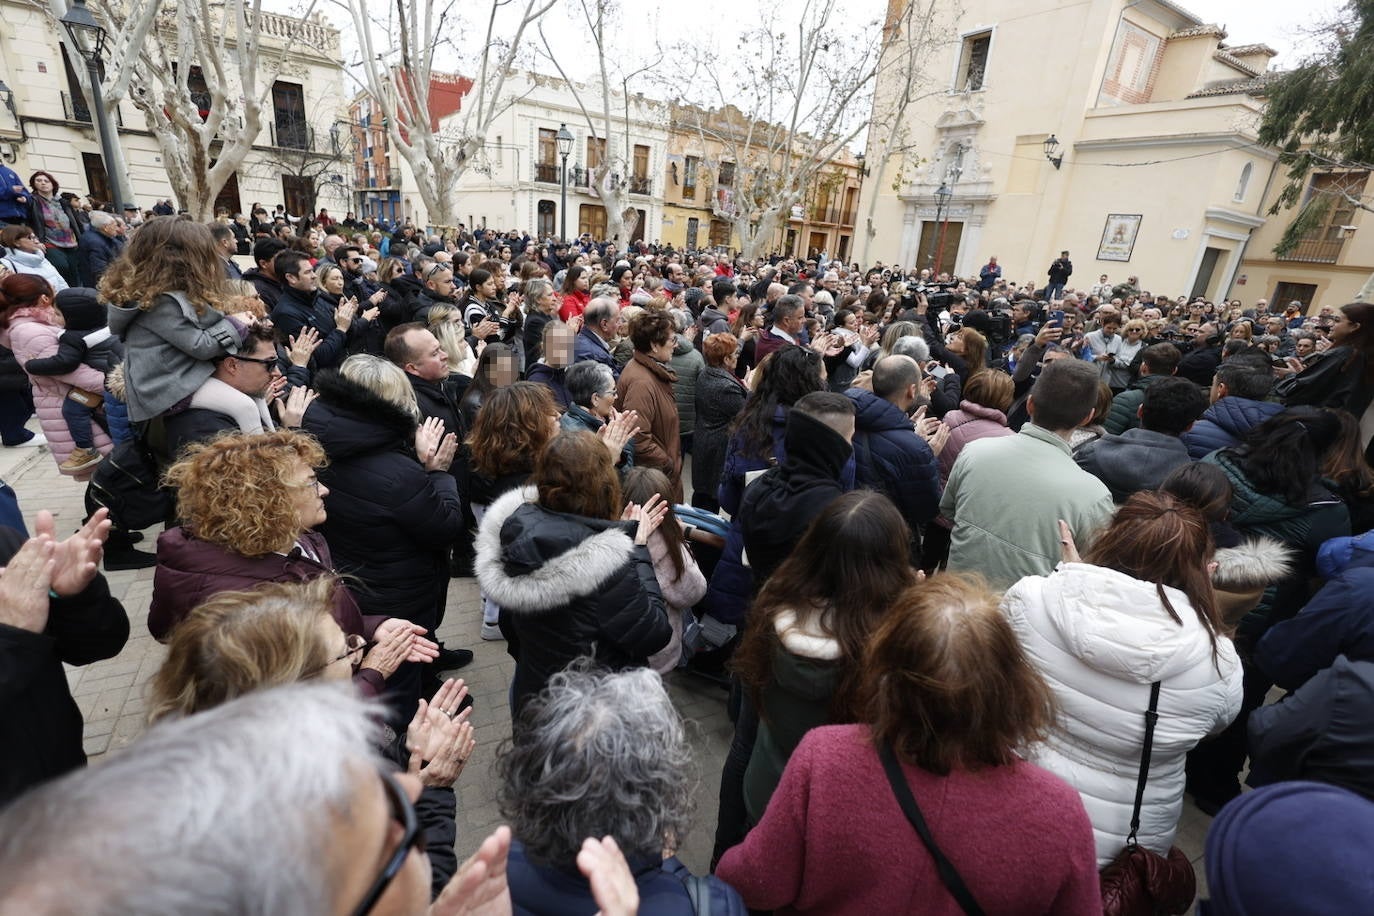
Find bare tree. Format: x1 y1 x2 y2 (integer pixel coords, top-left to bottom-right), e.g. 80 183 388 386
249 103 355 218
539 0 663 245
41 0 327 220
857 0 958 262
344 0 555 230
677 0 943 260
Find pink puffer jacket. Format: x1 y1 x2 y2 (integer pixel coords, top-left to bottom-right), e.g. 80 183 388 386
938 399 1013 485
5 311 112 470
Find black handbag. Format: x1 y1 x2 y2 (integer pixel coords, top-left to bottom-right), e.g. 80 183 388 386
1099 682 1196 916
85 437 172 532
878 741 986 916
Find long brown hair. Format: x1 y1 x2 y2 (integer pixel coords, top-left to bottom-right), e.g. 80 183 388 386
860 574 1056 775
0 274 55 330
533 431 621 520
467 382 557 479
1083 491 1223 662
732 491 917 723
621 468 685 579
99 215 231 314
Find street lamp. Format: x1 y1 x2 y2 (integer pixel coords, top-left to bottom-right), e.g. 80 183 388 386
60 0 124 212
1042 133 1063 170
932 181 952 273
556 123 574 241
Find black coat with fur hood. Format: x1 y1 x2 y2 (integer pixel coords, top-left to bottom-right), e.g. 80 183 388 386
302 370 464 627
476 486 671 715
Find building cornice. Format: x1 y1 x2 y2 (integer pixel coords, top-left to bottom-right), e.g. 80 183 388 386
1204 206 1266 229
1073 132 1277 161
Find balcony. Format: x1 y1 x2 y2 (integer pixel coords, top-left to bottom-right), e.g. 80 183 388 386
534 162 560 183
60 91 124 127
1277 237 1346 264
629 175 651 195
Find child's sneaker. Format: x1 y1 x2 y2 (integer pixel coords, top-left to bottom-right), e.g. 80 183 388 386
59 447 103 475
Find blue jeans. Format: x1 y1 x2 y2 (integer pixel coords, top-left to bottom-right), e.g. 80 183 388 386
1046 281 1066 301
62 396 96 449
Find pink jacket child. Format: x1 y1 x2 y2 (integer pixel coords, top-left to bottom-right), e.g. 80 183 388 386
5 305 112 475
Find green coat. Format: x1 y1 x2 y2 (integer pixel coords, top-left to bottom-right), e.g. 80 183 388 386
941 423 1116 590
1103 373 1166 435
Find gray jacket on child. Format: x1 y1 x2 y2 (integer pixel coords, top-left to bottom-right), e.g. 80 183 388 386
108 292 241 423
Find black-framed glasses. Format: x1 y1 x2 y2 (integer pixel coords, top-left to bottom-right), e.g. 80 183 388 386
350 769 426 916
424 263 450 282
231 353 280 369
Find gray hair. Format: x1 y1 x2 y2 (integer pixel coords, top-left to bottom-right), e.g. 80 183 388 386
891 334 931 363
497 667 694 864
566 360 615 408
584 296 618 326
591 283 620 301
0 684 381 913
90 210 117 230
525 277 553 302
668 308 692 333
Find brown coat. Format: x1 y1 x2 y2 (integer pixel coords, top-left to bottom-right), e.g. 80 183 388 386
616 350 683 501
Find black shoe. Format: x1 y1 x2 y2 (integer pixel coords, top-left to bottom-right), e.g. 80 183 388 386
433 646 474 671
103 548 157 571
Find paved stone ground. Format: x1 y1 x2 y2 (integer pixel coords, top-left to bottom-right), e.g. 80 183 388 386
3 427 1213 891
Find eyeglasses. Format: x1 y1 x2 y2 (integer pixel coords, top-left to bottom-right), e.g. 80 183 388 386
425 263 450 282
290 476 323 493
350 769 426 916
231 353 281 370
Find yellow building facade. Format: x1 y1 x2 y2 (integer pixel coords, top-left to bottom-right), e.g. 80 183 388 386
860 0 1280 299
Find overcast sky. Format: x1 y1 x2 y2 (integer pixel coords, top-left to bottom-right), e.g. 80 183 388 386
1183 0 1343 66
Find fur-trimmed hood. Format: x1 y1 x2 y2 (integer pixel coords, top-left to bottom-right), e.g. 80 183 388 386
1213 537 1295 591
475 486 639 613
304 369 420 461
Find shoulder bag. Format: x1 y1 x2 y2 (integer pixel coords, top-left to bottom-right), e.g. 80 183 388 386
878 741 986 916
1099 681 1197 916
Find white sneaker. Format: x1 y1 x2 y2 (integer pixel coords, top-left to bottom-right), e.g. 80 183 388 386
480 622 504 641
6 433 45 447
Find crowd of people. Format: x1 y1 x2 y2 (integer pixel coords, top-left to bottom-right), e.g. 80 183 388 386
1 186 1373 914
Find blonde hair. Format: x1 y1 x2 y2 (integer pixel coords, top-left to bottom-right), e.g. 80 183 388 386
148 578 339 723
425 304 475 372
339 354 419 420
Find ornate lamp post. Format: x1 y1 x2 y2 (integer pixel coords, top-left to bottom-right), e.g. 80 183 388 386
556 123 574 241
61 0 125 212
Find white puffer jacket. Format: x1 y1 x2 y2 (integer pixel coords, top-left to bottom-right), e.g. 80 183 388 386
1001 563 1243 867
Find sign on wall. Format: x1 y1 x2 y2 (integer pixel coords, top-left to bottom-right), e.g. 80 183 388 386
1097 213 1142 262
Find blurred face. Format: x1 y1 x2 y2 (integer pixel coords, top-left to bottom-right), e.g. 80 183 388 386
403 329 448 382
1126 325 1144 339
488 351 518 388
545 326 574 368
1102 322 1120 337
287 458 329 530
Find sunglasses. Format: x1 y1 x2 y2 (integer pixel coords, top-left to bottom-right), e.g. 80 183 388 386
232 353 280 369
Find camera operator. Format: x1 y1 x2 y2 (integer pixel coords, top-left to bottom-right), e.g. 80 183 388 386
1176 321 1224 387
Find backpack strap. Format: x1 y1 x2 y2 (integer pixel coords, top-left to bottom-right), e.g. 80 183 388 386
1126 681 1163 845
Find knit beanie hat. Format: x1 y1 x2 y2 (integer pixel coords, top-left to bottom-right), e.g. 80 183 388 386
1204 781 1374 914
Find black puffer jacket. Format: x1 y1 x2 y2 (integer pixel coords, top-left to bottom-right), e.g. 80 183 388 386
476 486 670 715
301 370 464 627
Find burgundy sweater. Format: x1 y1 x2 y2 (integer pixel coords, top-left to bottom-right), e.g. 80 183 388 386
716 724 1101 915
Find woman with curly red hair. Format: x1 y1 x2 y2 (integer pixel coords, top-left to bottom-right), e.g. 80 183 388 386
150 428 438 698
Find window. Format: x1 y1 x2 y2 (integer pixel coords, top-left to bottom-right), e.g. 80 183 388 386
272 81 308 150
1234 162 1253 202
537 128 558 182
683 156 699 199
1278 171 1368 263
587 137 606 172
955 31 992 92
631 145 650 193
61 48 97 122
1272 282 1317 311
718 161 736 185
537 200 556 237
686 217 700 248
709 219 732 248
282 175 314 218
81 153 111 208
579 203 607 239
